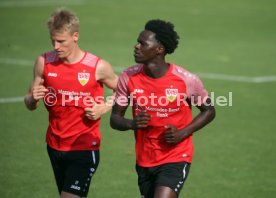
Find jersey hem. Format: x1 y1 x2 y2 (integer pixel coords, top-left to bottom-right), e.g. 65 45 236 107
136 158 192 168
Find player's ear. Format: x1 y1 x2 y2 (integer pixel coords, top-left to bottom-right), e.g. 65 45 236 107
73 32 79 42
156 45 165 55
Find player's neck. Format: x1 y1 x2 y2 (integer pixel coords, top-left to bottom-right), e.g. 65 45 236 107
144 62 169 79
62 46 85 65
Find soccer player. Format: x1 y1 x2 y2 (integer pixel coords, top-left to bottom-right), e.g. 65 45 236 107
24 8 118 198
110 19 216 198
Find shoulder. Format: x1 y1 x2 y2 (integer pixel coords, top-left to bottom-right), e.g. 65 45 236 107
116 64 143 86
171 64 201 83
171 64 208 98
33 54 45 76
94 57 117 83
95 58 112 74
80 52 100 68
121 64 143 77
44 50 59 64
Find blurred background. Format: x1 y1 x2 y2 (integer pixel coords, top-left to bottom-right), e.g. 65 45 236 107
0 0 275 197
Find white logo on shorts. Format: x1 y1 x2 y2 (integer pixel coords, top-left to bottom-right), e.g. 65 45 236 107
70 185 81 190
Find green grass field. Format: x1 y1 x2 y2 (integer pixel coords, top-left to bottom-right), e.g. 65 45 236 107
1 0 276 197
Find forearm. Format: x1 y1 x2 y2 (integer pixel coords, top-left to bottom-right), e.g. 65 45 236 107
180 107 216 138
102 95 115 114
101 103 112 115
99 90 116 114
24 94 38 111
110 114 134 131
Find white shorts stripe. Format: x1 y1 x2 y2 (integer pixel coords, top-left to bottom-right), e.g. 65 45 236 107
183 163 187 179
91 151 96 164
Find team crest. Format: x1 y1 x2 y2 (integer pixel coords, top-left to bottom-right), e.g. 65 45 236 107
78 72 90 86
165 88 178 102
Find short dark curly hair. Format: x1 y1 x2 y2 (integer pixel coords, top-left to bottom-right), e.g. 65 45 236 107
145 19 179 54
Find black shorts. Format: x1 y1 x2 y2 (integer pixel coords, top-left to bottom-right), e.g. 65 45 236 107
47 145 99 197
136 162 191 198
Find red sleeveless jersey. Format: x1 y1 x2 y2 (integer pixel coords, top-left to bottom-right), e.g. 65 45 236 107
115 64 208 167
43 51 103 151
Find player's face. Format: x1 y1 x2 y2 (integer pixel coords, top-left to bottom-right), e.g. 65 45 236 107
50 30 79 59
134 30 161 64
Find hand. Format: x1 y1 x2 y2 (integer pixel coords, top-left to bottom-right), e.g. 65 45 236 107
32 79 48 101
84 102 106 120
132 110 151 129
164 124 186 144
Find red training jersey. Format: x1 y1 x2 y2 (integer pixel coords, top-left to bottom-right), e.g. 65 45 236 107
43 51 103 151
115 64 208 167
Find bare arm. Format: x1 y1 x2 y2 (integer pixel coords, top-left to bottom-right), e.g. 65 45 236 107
84 59 118 120
110 103 151 131
164 98 216 144
96 59 118 91
24 55 48 110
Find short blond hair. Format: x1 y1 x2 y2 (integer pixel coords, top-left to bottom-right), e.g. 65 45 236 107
47 8 79 34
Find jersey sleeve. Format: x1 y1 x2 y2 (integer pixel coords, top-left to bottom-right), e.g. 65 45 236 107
114 72 130 106
188 75 209 106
